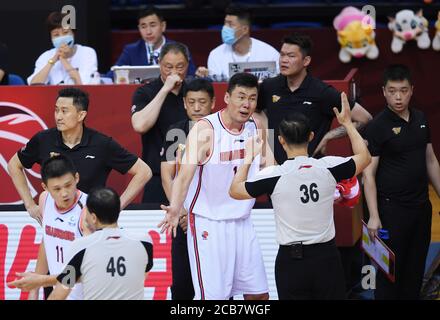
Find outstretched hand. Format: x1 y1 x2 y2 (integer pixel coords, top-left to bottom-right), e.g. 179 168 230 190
158 204 180 238
7 272 42 291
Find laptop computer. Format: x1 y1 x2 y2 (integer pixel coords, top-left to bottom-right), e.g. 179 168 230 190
228 61 277 80
111 65 160 84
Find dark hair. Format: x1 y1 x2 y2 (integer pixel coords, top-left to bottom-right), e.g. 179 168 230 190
159 42 189 62
225 4 251 26
138 6 164 22
279 113 312 145
86 187 121 225
227 72 258 94
41 155 77 184
282 33 312 57
46 12 69 33
184 78 214 100
383 64 412 86
57 87 89 112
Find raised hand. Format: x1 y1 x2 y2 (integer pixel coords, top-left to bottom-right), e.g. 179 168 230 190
245 135 263 164
333 92 353 128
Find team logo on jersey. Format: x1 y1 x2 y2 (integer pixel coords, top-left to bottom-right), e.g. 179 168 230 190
0 101 48 204
50 152 60 158
202 231 209 240
68 215 77 226
272 95 280 103
392 127 401 135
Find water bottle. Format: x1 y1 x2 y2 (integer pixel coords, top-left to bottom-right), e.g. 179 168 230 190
90 71 101 85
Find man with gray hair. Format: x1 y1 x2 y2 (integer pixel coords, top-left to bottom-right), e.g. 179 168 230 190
131 42 191 203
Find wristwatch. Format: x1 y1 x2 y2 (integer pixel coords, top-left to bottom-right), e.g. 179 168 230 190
48 59 55 65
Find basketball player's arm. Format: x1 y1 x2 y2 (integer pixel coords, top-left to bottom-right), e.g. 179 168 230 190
7 242 58 292
230 136 263 200
426 143 440 197
7 154 42 224
161 150 189 232
159 121 212 236
119 158 153 210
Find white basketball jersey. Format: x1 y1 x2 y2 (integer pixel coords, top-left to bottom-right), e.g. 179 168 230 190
184 111 259 220
41 190 86 300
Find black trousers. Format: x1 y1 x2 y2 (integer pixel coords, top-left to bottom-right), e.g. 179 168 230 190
142 175 167 204
275 239 346 300
171 224 194 300
375 199 432 300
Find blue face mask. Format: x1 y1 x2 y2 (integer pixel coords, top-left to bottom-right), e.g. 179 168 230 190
221 26 236 45
52 34 74 49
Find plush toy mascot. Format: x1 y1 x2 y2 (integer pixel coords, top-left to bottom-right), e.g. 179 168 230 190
388 9 431 53
333 6 379 63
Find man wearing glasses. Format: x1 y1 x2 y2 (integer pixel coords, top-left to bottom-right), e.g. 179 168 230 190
131 42 190 203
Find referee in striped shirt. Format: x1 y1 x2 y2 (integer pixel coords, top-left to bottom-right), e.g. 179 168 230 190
230 92 371 299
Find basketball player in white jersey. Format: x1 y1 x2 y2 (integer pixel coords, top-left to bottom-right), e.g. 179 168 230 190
160 73 269 300
230 93 372 299
8 155 91 299
48 187 153 300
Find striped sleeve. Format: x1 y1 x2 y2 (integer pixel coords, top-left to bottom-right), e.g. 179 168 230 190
141 241 153 272
245 165 281 198
327 158 356 182
57 249 85 288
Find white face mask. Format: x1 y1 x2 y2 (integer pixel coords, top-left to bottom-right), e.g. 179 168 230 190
52 34 74 49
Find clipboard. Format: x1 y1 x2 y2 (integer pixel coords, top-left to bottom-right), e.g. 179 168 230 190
360 220 396 283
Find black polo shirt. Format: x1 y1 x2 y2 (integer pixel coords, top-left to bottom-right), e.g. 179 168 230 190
257 73 354 163
132 77 188 175
160 119 192 163
364 107 431 206
17 126 138 193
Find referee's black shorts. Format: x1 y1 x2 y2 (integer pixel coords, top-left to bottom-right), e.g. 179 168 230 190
275 239 346 300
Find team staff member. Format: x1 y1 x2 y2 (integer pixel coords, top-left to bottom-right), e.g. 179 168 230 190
256 33 372 163
363 65 440 300
131 42 190 203
230 93 371 299
160 78 215 300
8 87 152 224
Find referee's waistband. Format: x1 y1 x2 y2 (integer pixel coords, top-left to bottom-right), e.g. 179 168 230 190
279 238 336 250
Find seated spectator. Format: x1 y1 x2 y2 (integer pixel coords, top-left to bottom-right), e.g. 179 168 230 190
107 6 196 78
0 42 9 85
198 4 279 80
27 12 98 85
